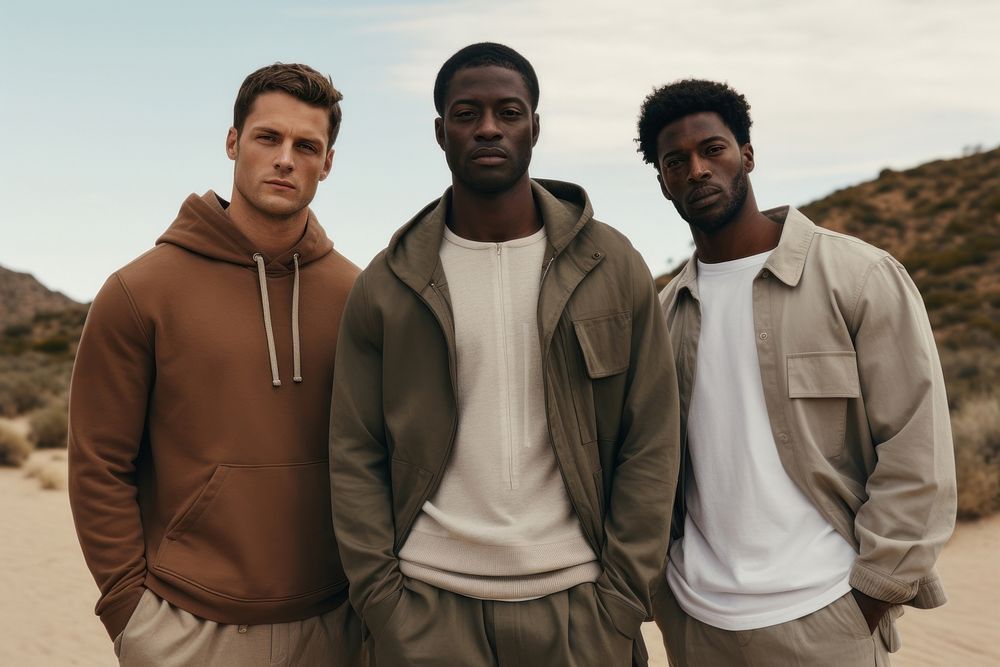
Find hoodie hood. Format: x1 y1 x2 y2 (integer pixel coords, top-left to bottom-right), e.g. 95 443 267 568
386 178 594 291
155 190 336 387
156 190 334 272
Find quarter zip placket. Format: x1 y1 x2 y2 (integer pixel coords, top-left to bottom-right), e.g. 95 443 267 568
495 242 518 490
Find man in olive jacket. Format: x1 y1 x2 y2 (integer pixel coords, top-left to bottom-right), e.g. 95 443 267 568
329 43 679 666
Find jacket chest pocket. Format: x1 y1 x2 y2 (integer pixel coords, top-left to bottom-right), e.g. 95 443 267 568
562 312 632 447
786 351 860 458
572 312 632 379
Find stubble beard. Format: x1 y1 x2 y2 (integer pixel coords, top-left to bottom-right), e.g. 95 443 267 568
675 167 749 235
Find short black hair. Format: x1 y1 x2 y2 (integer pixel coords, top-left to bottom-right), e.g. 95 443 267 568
635 79 752 165
433 42 539 115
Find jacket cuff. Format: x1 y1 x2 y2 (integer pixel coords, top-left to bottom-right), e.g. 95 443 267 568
100 587 145 641
909 573 948 609
849 561 919 604
595 575 646 639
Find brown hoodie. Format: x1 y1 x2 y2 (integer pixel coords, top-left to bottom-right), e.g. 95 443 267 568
69 191 359 639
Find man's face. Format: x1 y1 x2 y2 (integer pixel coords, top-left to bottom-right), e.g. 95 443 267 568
435 65 539 195
655 111 753 234
226 91 333 222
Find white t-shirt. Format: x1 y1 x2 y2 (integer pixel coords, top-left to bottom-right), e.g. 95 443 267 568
666 250 856 630
398 225 599 601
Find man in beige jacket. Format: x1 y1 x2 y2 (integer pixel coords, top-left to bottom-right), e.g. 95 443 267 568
637 79 956 665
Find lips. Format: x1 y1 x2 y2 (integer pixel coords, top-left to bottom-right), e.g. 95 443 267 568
264 179 295 190
687 186 721 207
470 147 508 164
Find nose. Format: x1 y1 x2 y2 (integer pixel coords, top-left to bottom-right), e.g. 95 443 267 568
273 141 294 173
474 114 503 142
687 155 711 182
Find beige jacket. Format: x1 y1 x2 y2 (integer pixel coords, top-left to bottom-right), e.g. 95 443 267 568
660 207 956 630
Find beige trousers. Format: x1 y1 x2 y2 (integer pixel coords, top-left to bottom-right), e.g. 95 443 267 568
115 589 367 666
365 577 644 667
653 583 892 667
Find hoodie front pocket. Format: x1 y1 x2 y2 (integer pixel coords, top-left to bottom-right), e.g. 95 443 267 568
787 351 860 458
154 460 344 602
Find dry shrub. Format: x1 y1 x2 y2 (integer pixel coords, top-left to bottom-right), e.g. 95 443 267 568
29 403 68 448
36 463 66 491
0 418 32 466
952 394 1000 519
23 459 44 479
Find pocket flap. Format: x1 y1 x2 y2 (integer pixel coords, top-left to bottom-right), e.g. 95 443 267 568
787 351 860 398
572 312 631 379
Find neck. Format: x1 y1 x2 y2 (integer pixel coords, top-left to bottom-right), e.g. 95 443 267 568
447 176 541 242
692 193 781 264
226 196 308 259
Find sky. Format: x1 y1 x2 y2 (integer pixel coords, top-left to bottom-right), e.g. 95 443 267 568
1 0 998 303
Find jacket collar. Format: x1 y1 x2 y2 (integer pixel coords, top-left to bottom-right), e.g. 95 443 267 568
673 205 817 299
386 179 593 293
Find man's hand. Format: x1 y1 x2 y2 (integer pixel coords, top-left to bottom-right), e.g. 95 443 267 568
851 588 892 634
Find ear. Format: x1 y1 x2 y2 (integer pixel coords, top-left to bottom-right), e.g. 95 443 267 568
741 142 755 173
435 117 445 151
532 112 540 147
319 148 335 182
226 127 239 161
657 171 672 201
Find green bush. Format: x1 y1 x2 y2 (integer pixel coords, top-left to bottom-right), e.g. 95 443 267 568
952 394 1000 519
29 404 68 449
0 419 32 467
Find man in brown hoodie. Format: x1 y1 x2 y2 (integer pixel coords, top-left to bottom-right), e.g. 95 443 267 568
68 64 363 665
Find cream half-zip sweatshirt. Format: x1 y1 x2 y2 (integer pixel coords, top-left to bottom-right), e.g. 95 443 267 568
398 225 600 600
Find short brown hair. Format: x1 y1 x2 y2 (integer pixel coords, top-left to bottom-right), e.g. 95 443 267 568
233 63 344 147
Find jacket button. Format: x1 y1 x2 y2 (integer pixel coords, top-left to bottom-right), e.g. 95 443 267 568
761 270 770 279
759 332 768 340
592 252 602 259
778 433 789 443
238 625 248 634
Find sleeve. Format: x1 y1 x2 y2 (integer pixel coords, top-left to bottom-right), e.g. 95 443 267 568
328 273 404 628
68 273 154 639
595 251 681 637
849 256 957 606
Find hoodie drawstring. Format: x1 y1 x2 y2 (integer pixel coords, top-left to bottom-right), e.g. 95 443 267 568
252 252 304 387
253 253 282 387
291 253 302 383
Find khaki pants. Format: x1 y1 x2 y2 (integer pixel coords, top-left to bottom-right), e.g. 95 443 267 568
115 589 367 666
365 577 645 667
652 583 892 666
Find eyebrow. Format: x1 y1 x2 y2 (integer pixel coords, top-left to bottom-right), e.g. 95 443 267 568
449 96 529 109
252 125 324 145
662 135 731 158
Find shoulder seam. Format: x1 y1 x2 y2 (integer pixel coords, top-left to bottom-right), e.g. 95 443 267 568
111 273 152 347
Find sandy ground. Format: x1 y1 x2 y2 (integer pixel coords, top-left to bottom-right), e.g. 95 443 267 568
1 450 997 666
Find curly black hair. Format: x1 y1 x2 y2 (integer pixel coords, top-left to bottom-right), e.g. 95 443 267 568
433 42 539 116
635 79 752 165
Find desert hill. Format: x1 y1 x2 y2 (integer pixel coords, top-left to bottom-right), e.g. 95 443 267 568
0 266 81 328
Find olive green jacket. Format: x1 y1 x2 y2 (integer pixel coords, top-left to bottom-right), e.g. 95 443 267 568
660 206 956 645
330 179 680 645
